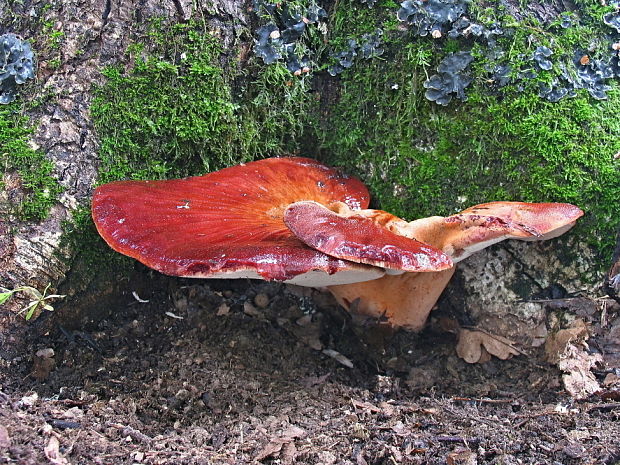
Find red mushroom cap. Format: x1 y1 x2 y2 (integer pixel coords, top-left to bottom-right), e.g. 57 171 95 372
458 202 584 240
92 157 384 286
284 201 453 272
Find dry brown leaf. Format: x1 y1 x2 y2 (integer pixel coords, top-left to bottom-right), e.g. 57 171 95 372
44 436 69 465
281 441 297 465
254 425 306 462
603 373 620 387
356 450 369 465
351 399 381 413
447 447 478 465
301 372 331 388
255 439 284 461
280 425 306 441
546 319 602 399
477 346 492 364
456 328 520 364
545 319 589 364
0 425 10 449
558 344 602 399
378 401 396 417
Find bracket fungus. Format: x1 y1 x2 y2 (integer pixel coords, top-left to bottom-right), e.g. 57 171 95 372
283 200 452 272
92 158 449 287
93 157 583 332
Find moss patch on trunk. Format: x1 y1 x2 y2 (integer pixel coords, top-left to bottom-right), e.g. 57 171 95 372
0 103 64 222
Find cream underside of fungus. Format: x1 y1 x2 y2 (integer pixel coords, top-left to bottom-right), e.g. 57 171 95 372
184 266 386 287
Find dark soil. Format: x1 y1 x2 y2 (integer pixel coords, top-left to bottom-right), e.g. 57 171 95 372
1 278 619 465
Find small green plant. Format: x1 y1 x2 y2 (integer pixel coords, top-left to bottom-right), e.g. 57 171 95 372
41 20 64 50
0 284 65 320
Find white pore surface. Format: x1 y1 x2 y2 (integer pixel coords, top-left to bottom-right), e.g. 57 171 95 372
186 267 385 287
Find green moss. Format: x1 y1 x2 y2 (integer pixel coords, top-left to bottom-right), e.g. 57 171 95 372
314 6 620 259
61 206 136 281
91 21 313 184
91 28 238 182
0 103 63 221
72 2 620 282
324 0 396 59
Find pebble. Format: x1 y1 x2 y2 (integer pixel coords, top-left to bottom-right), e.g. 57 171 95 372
35 348 54 359
18 392 38 408
253 293 270 309
243 302 261 317
216 303 230 316
63 407 84 419
296 314 312 327
33 348 56 381
175 389 190 401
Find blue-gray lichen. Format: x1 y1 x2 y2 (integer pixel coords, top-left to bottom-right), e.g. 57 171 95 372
358 29 384 59
538 52 616 102
252 1 326 74
603 9 620 33
448 16 502 42
0 34 36 104
424 51 473 105
397 0 468 38
533 46 553 71
284 44 311 75
254 24 282 65
328 29 384 76
328 40 358 76
359 0 378 7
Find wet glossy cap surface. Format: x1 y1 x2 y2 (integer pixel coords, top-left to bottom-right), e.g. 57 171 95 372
458 202 584 237
284 201 453 272
92 157 378 283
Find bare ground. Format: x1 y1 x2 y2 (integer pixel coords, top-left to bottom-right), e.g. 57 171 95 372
1 278 619 465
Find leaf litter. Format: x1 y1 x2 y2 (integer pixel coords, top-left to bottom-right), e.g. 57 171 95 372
1 279 619 464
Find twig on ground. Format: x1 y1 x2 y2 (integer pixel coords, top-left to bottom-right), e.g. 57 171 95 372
107 422 153 443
